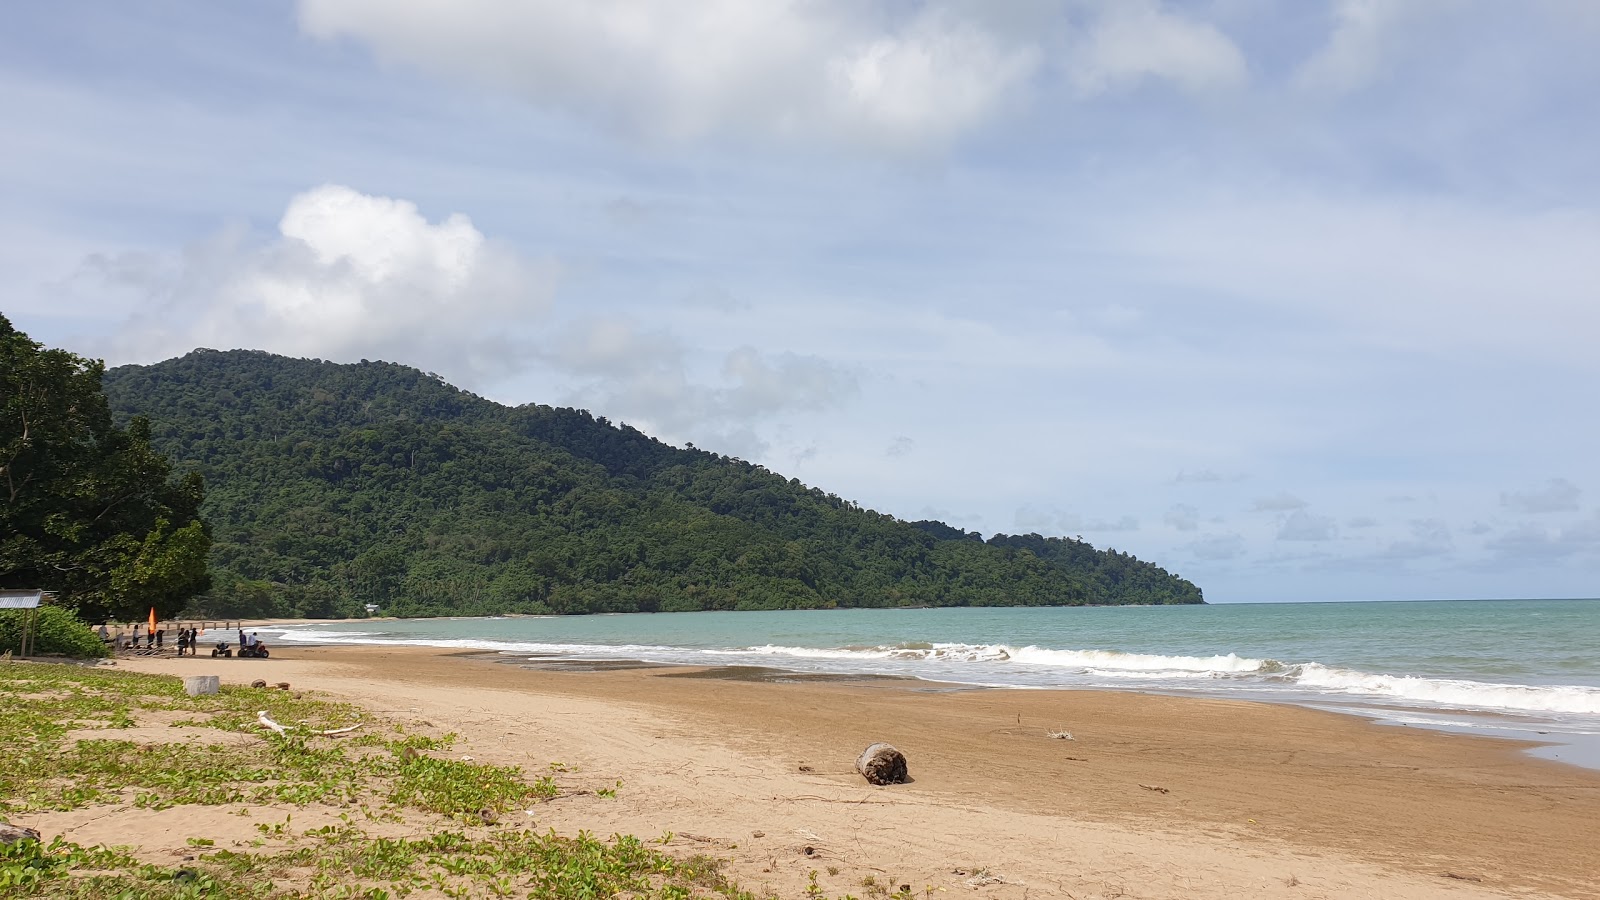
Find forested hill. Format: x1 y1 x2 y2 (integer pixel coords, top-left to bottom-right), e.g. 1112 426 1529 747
102 350 1203 618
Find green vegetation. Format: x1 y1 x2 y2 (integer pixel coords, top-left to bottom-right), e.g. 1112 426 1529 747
0 315 210 622
0 663 764 899
101 350 1202 618
0 607 108 659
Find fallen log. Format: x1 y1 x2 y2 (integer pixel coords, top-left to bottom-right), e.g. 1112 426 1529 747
855 742 908 785
1 822 41 845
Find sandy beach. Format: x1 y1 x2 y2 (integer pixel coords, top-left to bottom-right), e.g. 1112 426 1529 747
34 644 1600 899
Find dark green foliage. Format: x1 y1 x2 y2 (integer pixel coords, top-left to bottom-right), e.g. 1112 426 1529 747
0 315 210 622
0 605 109 658
101 349 1202 617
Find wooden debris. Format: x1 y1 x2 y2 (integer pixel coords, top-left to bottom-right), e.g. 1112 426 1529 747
256 710 362 736
250 679 268 689
855 742 908 786
1 823 41 845
1139 784 1171 794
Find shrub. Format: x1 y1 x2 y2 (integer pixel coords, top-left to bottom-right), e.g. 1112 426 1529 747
0 606 109 658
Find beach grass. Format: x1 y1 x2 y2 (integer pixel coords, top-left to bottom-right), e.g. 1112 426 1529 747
0 663 774 899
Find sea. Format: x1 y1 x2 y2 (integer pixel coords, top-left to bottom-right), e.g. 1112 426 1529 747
264 598 1600 768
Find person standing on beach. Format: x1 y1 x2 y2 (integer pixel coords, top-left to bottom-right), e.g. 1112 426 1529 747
176 629 188 656
189 628 199 656
155 629 163 650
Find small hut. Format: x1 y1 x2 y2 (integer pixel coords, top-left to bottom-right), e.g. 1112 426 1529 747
0 590 45 658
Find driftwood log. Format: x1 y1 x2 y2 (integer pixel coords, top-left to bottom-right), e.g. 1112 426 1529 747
1 822 42 845
256 711 363 736
856 742 908 785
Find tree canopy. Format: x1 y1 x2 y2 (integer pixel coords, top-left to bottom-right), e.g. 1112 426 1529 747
0 315 210 621
101 349 1203 619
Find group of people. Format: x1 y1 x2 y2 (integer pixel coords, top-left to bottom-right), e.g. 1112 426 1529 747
99 623 203 654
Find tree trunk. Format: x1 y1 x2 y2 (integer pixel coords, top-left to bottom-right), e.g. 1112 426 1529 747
856 742 908 785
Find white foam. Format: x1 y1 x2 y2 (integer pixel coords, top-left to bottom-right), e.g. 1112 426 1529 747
1007 646 1264 673
717 642 1267 673
263 627 1600 720
1289 663 1600 715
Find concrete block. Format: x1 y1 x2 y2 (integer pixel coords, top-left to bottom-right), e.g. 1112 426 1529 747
183 675 220 696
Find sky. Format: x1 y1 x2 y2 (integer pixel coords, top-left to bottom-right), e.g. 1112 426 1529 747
4 1 1598 603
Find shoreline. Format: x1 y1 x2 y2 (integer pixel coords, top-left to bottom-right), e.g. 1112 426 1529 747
87 642 1600 899
249 619 1600 772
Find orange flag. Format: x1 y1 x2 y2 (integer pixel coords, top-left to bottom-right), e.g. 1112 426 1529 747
148 607 157 634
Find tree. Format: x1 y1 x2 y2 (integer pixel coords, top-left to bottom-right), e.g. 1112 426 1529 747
0 314 211 621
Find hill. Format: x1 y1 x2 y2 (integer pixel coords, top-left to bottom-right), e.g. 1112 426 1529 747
101 350 1203 617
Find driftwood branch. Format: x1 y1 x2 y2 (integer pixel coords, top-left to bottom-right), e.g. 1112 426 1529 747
0 823 41 845
256 710 362 736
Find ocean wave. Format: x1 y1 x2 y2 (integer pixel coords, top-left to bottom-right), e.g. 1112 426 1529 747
263 628 1600 718
1287 663 1600 715
717 642 1264 673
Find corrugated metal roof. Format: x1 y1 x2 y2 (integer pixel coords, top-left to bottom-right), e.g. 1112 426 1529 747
0 590 44 609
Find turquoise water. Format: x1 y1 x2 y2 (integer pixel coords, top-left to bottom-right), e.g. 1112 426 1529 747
268 599 1600 754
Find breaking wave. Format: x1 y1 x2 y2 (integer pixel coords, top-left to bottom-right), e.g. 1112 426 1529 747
267 629 1600 718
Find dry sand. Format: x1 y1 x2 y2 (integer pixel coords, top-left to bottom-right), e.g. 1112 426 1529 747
40 645 1600 899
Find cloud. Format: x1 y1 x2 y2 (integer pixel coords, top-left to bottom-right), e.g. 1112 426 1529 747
1484 512 1600 564
1409 518 1451 545
1501 478 1582 514
1013 506 1139 535
94 184 555 383
298 0 1045 151
1189 533 1245 561
1068 0 1247 96
1294 0 1415 94
1346 515 1379 529
1115 191 1600 368
296 0 1248 151
1173 468 1239 483
1164 503 1199 532
1251 492 1308 512
886 436 915 458
1277 509 1336 541
549 319 858 456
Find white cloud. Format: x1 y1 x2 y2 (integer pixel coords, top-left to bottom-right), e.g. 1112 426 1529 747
96 184 554 383
1119 192 1600 367
1501 478 1582 514
296 0 1249 150
887 436 916 458
298 0 1044 151
1295 0 1413 94
1069 0 1247 96
548 319 858 456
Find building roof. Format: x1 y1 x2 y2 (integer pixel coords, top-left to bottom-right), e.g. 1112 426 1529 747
0 590 44 609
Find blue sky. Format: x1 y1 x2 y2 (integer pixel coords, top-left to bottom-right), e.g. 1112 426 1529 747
5 1 1598 602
